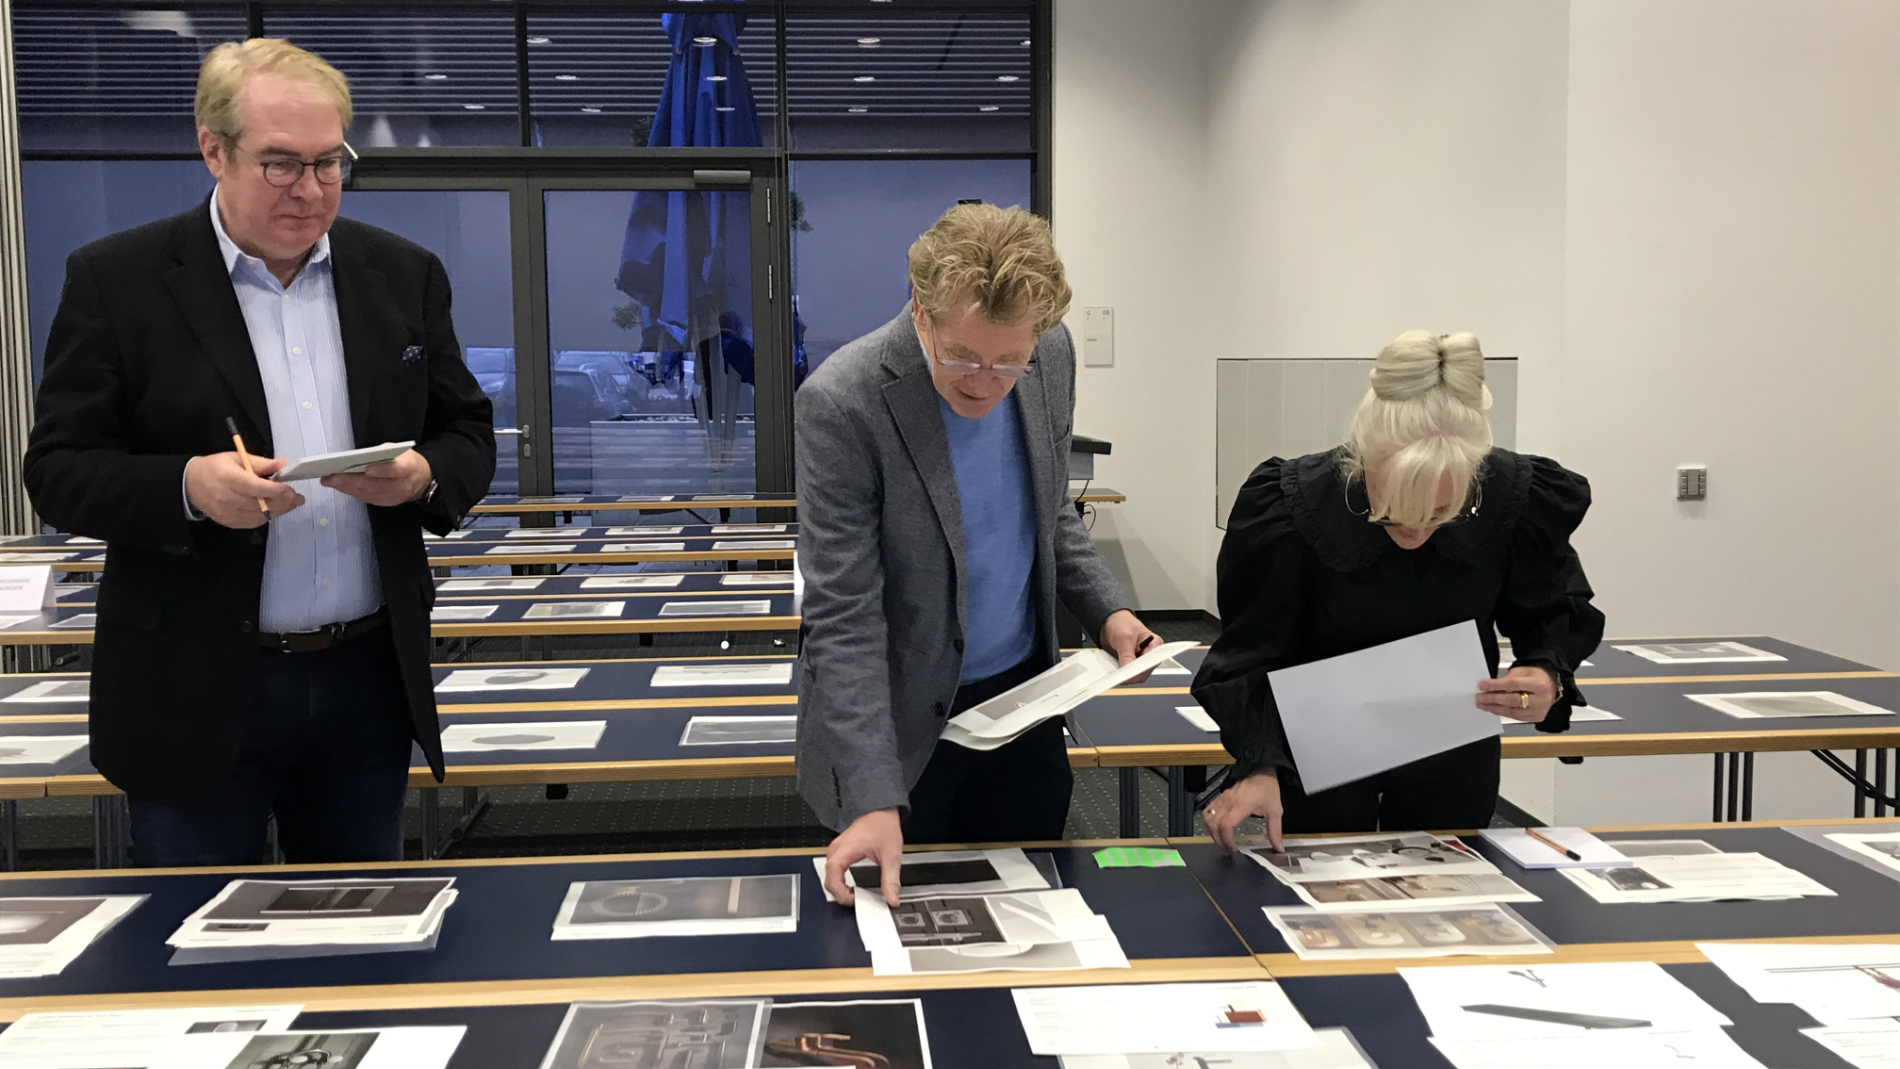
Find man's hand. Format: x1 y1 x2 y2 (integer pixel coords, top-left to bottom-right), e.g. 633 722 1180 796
185 453 305 529
824 808 903 907
1477 666 1559 724
1100 609 1161 683
321 447 433 507
1203 771 1285 853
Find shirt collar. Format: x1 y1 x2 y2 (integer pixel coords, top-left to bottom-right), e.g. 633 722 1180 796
209 185 331 279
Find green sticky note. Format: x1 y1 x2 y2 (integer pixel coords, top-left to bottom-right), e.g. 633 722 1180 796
1093 846 1185 868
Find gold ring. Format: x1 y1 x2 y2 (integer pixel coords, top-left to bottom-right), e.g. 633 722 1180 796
1519 692 1530 709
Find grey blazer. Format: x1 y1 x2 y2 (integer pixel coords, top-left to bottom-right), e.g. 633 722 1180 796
794 308 1128 830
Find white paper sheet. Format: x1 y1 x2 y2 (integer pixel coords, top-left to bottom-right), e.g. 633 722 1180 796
0 1003 301 1068
943 640 1197 750
149 1027 466 1069
1686 691 1894 719
1059 1027 1375 1069
1697 942 1900 1022
0 552 73 562
1269 621 1499 792
440 721 606 752
523 600 625 620
856 889 1129 976
659 599 770 617
429 604 498 622
1824 832 1900 876
714 539 795 550
1800 1020 1900 1068
485 543 577 555
678 716 797 746
1559 852 1834 903
711 524 788 534
0 735 88 766
1011 982 1319 1055
435 667 590 692
1428 1028 1766 1069
551 875 799 939
1284 872 1538 911
1399 962 1732 1039
1613 641 1784 665
616 494 674 501
601 542 687 552
439 577 546 591
721 573 794 587
813 848 1051 903
169 879 457 950
1503 705 1622 725
605 526 684 536
0 895 145 979
271 440 413 482
1603 839 1724 857
650 662 794 687
48 613 95 629
505 528 584 538
1478 828 1629 869
1244 833 1499 883
579 574 688 590
1263 904 1552 960
0 679 90 703
1176 705 1220 732
0 613 44 629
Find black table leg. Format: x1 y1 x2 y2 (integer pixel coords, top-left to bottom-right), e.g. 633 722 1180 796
1855 749 1869 817
1741 752 1754 821
1118 768 1140 838
1166 767 1191 837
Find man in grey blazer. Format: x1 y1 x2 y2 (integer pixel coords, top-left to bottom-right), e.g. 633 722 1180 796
796 204 1157 906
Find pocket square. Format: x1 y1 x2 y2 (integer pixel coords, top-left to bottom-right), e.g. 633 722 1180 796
401 345 425 365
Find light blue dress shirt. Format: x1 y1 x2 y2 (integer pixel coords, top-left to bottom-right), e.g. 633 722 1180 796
203 192 382 633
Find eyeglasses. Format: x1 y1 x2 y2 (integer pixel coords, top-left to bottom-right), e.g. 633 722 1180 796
238 142 357 187
1348 478 1483 529
919 324 1034 380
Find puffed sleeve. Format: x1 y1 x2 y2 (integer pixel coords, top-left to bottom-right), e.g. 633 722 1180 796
1190 459 1312 781
1495 456 1606 734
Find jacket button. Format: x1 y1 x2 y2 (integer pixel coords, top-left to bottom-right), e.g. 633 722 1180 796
953 638 965 653
248 532 263 546
240 620 254 634
933 702 946 718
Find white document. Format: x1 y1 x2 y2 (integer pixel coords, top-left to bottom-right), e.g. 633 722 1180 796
1244 833 1499 883
1824 831 1900 876
1284 872 1538 911
49 613 95 629
1603 839 1724 857
0 895 145 980
1176 705 1220 732
485 543 577 555
1686 691 1894 719
1504 705 1622 725
1697 942 1900 1022
0 613 45 630
856 888 1129 976
650 662 794 687
429 604 498 622
523 600 625 620
1560 852 1835 904
440 721 606 753
659 599 771 617
1269 621 1499 793
580 574 687 590
435 667 590 692
720 573 794 587
1478 828 1630 869
0 1003 301 1068
0 736 89 767
1399 962 1732 1040
1264 904 1552 960
617 494 675 501
148 1027 465 1069
678 716 797 746
1151 658 1192 676
0 552 74 562
1011 981 1319 1055
1060 1028 1375 1069
551 875 799 940
813 848 1051 903
1 679 90 703
601 542 687 553
504 528 583 539
439 577 546 591
1801 1020 1900 1069
0 565 56 613
64 536 101 545
605 526 684 536
943 640 1197 750
1614 641 1784 665
714 539 795 550
711 524 787 534
169 878 456 951
1429 1028 1766 1069
271 441 414 482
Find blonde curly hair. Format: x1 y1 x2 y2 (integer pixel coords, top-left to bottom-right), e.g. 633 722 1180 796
907 203 1071 334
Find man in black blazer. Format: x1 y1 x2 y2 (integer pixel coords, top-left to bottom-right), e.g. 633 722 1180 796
23 39 494 865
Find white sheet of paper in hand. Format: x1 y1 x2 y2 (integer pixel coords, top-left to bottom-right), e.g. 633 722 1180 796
1399 962 1732 1040
944 640 1198 750
270 441 414 483
1269 621 1498 793
1011 981 1319 1055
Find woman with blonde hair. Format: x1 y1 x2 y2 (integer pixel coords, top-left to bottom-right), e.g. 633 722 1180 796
1192 331 1603 851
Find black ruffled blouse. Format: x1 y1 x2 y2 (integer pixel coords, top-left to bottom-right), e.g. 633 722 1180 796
1190 448 1605 783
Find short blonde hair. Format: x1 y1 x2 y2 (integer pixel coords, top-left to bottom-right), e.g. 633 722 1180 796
908 203 1071 334
195 38 353 144
1342 330 1494 527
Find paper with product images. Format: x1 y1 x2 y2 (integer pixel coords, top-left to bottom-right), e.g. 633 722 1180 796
169 878 456 949
1059 1027 1376 1069
537 999 770 1069
1824 832 1900 876
551 875 799 940
679 716 797 746
1286 872 1538 911
429 604 498 622
435 667 590 692
0 1003 301 1068
1801 1020 1900 1068
1264 904 1552 960
944 640 1197 749
715 539 796 550
1176 705 1220 732
601 542 688 553
439 577 546 591
485 543 577 555
1478 827 1629 869
814 848 1051 903
440 721 606 753
761 1000 931 1069
1428 1028 1766 1069
1269 621 1500 793
1696 942 1900 1022
1686 691 1894 719
581 574 687 590
857 888 1113 952
605 526 685 536
1011 981 1319 1055
1614 641 1785 665
0 735 88 767
149 1026 466 1069
523 600 625 620
659 599 771 617
1244 833 1498 883
505 527 585 538
721 573 794 587
0 895 145 980
1 679 90 703
1399 962 1732 1040
1559 852 1834 904
652 662 794 687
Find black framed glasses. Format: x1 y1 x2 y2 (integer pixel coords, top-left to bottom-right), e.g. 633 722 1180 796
1348 477 1483 529
239 142 357 187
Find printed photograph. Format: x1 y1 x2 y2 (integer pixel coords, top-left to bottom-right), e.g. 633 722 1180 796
565 876 797 927
429 605 498 622
1270 906 1543 954
0 896 109 946
440 721 605 753
219 1031 379 1069
434 667 591 692
187 1020 270 1034
1254 834 1483 881
1298 873 1527 907
679 717 798 747
761 1000 930 1069
659 600 771 617
1687 691 1895 720
1615 641 1784 665
540 999 769 1069
1604 840 1723 857
0 736 90 767
905 941 1084 973
202 879 452 923
439 577 546 591
524 601 625 620
582 575 686 589
1 679 89 703
1827 833 1900 872
849 857 1001 896
889 897 1005 947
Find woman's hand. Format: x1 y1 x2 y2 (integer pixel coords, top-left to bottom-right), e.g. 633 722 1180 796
1202 772 1284 853
1477 666 1559 723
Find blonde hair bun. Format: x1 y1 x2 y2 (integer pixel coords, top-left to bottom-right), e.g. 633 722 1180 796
1343 330 1496 528
1370 330 1492 411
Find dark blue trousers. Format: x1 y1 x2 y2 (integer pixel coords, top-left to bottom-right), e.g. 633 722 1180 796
128 629 415 867
903 654 1073 844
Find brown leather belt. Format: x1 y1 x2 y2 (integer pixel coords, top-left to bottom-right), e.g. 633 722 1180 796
259 609 387 654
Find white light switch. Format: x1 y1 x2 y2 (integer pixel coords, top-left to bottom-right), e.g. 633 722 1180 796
1083 306 1115 367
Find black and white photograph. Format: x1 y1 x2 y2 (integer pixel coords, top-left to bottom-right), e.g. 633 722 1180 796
0 896 111 946
1605 840 1724 857
904 941 1088 974
201 879 453 924
658 599 771 617
711 524 788 535
679 716 798 747
604 526 685 536
556 875 798 935
713 540 796 550
760 1000 932 1069
1826 833 1900 874
0 735 89 768
1613 641 1786 665
1264 905 1552 960
581 574 686 590
438 577 546 591
219 1031 380 1069
889 897 1008 947
435 667 592 693
600 542 687 553
721 574 795 587
187 1019 270 1034
1686 691 1895 720
651 662 795 688
1291 873 1538 910
440 721 607 753
0 679 89 703
429 604 499 622
524 600 626 620
538 999 769 1069
485 543 578 555
1247 834 1494 883
839 847 1051 901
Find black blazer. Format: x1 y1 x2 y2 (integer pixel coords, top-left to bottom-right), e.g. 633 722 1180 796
23 198 495 806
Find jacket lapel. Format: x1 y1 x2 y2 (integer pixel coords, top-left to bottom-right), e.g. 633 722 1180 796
879 312 969 626
327 222 388 445
160 200 273 452
1012 346 1058 551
